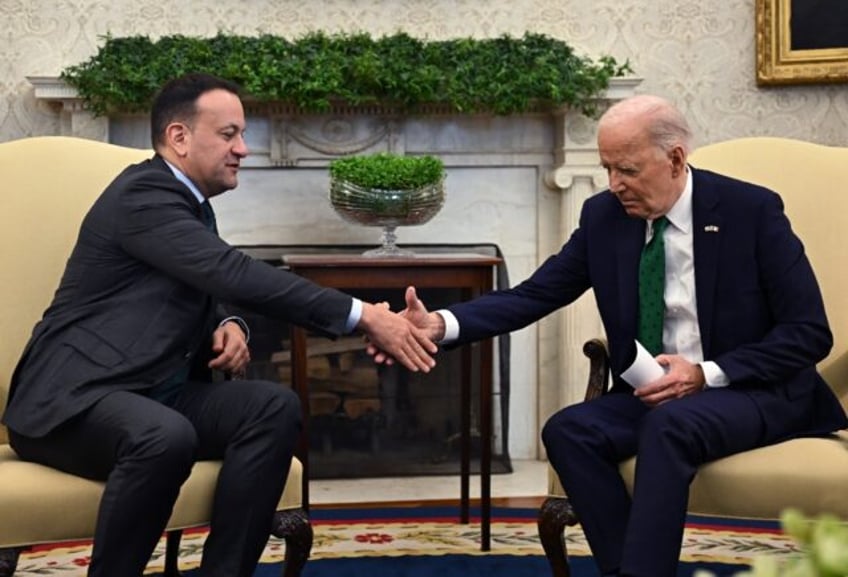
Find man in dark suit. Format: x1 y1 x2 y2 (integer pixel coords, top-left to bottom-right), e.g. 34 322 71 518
2 73 436 577
393 95 848 576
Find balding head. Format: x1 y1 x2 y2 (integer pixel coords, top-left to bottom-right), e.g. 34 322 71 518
599 95 693 155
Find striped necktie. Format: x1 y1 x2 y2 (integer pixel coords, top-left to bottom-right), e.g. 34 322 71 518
637 216 668 356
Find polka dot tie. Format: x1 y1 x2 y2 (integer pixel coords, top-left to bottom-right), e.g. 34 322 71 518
638 216 667 356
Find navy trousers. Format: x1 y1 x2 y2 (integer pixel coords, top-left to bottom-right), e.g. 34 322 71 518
10 379 301 577
542 388 766 577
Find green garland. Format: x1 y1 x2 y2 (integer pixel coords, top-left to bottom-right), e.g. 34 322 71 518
61 31 630 117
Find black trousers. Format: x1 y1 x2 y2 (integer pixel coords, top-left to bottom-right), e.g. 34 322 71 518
10 379 301 577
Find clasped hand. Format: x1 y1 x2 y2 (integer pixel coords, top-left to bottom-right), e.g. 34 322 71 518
208 320 251 378
357 288 439 372
634 354 706 406
364 287 444 369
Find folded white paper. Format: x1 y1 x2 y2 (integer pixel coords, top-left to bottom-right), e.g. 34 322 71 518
621 340 665 389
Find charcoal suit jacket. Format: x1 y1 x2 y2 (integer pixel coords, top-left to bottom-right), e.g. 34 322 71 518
4 155 353 438
445 167 848 439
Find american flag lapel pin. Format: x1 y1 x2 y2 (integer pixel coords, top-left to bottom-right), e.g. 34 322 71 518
704 225 719 232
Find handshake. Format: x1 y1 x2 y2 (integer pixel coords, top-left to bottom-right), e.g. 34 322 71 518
356 286 444 372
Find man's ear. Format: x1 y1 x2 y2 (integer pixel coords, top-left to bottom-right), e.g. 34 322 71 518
165 122 190 157
669 145 687 178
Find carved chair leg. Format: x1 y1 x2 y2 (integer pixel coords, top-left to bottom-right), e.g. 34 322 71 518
271 508 313 577
163 530 183 577
0 547 25 577
538 496 580 577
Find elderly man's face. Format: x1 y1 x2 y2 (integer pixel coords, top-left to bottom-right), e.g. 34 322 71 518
179 89 248 199
598 122 686 220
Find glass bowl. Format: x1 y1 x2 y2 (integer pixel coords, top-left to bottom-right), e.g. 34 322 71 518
329 178 445 256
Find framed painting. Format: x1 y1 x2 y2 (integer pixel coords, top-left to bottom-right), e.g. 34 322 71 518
756 0 848 85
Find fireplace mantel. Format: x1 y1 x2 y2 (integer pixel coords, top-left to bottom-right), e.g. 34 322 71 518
29 75 641 459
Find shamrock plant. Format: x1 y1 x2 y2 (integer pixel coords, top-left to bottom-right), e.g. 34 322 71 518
329 153 445 191
695 509 848 577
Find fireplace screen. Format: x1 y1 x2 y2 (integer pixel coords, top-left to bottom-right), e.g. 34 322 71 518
232 245 513 479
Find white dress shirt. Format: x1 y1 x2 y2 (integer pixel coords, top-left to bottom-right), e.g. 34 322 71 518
659 168 728 388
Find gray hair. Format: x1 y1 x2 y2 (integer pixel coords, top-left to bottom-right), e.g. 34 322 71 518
601 95 693 154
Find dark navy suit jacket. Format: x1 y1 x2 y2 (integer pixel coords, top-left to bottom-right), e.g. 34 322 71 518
4 156 353 438
446 167 847 440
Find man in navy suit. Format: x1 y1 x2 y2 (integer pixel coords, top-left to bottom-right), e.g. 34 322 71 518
393 95 848 576
3 73 436 577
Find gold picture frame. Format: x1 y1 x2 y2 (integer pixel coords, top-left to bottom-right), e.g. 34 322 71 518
756 0 848 85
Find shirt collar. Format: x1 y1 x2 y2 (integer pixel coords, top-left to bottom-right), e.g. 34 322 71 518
163 159 206 205
663 167 693 234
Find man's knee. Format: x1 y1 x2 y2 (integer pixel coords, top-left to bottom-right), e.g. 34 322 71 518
128 414 198 471
542 405 582 450
244 381 302 433
273 384 301 417
541 413 560 450
636 404 703 462
638 403 687 437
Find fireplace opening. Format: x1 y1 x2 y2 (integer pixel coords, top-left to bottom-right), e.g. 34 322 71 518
231 245 513 479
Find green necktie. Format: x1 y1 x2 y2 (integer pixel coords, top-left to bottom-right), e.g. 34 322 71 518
201 201 218 234
637 216 668 356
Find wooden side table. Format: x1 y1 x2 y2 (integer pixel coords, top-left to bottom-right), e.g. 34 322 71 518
283 252 501 551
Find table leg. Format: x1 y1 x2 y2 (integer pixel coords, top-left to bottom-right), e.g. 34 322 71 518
460 345 472 525
480 338 493 551
290 328 311 511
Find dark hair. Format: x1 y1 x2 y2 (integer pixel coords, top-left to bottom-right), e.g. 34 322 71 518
150 73 242 149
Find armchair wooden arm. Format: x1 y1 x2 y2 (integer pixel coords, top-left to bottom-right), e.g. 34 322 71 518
537 338 611 577
581 338 610 402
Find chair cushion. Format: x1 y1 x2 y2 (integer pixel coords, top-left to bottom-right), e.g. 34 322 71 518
0 444 303 547
548 431 848 520
682 434 848 519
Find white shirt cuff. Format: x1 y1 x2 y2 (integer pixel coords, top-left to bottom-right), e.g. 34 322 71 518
436 309 459 343
700 361 729 388
345 298 363 333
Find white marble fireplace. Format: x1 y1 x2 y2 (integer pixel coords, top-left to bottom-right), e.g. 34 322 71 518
30 76 640 460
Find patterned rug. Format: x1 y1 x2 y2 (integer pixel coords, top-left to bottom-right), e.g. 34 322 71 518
14 506 800 576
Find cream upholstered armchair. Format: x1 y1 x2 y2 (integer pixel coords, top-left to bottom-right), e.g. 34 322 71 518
537 137 848 577
0 137 311 576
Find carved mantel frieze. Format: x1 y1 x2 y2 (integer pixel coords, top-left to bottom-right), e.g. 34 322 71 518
271 115 402 166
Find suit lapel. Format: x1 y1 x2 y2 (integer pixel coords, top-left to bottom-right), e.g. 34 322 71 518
691 168 723 357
